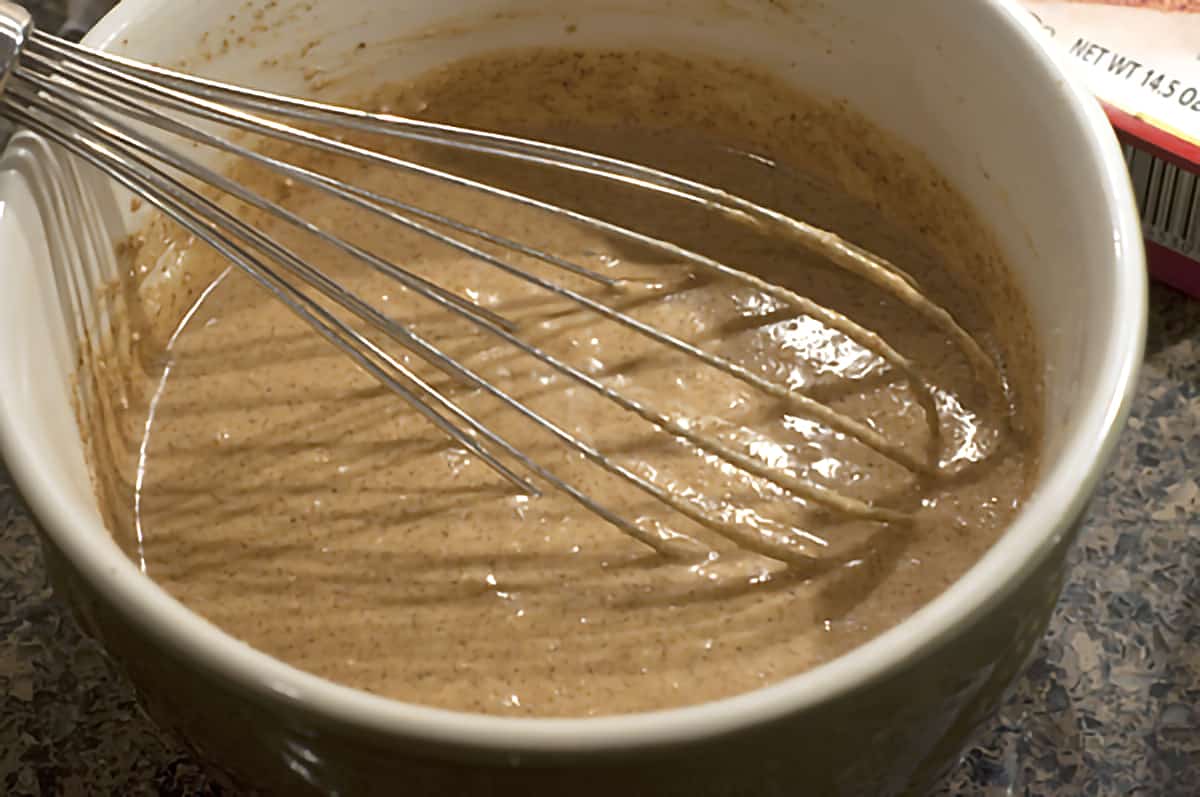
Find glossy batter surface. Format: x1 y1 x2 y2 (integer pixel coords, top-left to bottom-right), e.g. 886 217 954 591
79 49 1041 716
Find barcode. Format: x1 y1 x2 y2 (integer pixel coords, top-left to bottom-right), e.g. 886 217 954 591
1124 143 1200 260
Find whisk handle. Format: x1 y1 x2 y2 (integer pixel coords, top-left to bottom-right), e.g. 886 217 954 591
0 2 31 96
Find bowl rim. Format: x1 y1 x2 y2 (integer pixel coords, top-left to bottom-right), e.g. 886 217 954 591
0 0 1147 754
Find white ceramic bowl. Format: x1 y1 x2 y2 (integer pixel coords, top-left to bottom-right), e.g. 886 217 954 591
0 0 1145 794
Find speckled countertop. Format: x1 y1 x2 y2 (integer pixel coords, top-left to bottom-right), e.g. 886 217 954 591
2 2 1199 795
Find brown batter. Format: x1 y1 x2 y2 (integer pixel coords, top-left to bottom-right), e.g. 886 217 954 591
77 49 1042 717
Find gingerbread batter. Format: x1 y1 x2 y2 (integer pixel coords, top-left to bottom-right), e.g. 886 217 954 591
77 49 1042 717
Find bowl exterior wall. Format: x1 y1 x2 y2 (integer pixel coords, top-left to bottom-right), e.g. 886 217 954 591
38 514 1078 796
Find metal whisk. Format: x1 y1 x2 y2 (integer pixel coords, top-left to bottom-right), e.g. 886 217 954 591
0 2 1003 563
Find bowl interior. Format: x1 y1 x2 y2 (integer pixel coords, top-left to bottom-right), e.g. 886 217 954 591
0 0 1144 748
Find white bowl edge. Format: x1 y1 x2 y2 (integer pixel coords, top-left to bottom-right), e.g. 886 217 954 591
0 0 1148 754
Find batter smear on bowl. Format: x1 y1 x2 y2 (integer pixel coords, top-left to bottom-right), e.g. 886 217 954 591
77 48 1042 717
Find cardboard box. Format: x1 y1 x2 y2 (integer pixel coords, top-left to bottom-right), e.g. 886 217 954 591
1022 0 1200 296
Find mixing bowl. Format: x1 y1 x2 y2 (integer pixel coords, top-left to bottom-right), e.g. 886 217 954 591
0 0 1146 794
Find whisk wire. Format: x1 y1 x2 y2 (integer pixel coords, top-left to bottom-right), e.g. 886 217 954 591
7 74 821 561
2 94 549 499
11 71 902 560
0 14 1013 562
27 29 1003 404
18 34 941 475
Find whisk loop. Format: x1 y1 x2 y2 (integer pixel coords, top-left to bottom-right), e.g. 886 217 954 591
0 1 1005 563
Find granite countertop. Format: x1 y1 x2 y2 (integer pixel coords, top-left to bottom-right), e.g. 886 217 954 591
2 2 1199 794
